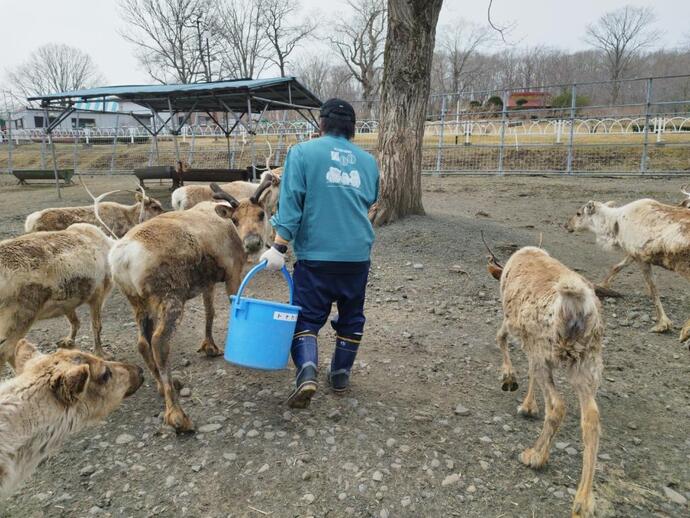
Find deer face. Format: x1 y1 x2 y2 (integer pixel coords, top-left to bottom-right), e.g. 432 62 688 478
565 201 598 233
214 200 268 257
14 340 144 420
135 193 165 222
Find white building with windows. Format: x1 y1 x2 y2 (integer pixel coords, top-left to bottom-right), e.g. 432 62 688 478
9 101 151 130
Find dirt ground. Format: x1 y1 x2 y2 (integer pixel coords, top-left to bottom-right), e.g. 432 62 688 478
0 174 688 518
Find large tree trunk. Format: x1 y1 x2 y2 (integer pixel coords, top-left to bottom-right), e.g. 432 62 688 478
370 0 443 226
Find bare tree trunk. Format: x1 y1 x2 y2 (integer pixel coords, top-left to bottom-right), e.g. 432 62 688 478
370 0 443 226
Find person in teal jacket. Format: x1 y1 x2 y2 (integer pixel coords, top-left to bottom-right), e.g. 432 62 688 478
260 98 379 408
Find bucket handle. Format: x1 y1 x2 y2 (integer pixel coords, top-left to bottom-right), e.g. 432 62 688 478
234 260 294 306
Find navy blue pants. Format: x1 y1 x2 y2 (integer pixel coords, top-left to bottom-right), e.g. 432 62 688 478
291 260 369 371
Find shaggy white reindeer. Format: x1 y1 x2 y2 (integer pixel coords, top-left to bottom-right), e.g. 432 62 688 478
566 198 690 342
25 193 164 238
489 246 604 518
109 183 271 432
0 224 114 367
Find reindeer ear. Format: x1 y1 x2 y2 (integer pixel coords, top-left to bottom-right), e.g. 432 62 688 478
604 200 616 207
584 201 596 215
12 339 41 374
51 364 90 405
215 204 235 220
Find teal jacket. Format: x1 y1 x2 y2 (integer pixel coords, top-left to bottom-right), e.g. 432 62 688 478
270 135 379 262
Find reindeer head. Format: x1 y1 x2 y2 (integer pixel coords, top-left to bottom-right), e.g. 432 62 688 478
565 201 615 233
135 193 165 222
678 185 690 208
210 183 269 256
13 339 144 420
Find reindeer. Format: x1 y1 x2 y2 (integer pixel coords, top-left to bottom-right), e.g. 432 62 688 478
0 340 143 498
171 143 282 213
486 244 604 518
678 185 690 208
0 223 114 367
108 183 270 432
25 192 164 238
171 168 282 213
566 198 690 343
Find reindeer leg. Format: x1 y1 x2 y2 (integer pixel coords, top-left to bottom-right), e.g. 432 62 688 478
520 359 565 469
151 299 193 433
598 255 632 289
568 361 601 518
637 261 673 333
88 282 111 358
57 310 80 349
497 322 518 391
126 294 178 395
197 285 222 357
0 313 34 372
517 356 539 418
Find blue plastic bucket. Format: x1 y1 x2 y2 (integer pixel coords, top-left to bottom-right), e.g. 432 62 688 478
224 260 301 370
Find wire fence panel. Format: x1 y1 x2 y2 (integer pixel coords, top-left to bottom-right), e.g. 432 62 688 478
1 75 690 177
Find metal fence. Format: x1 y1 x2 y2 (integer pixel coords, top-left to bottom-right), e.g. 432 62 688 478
2 74 690 177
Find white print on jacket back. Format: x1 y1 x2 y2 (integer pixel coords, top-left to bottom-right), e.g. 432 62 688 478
330 149 357 166
326 166 361 188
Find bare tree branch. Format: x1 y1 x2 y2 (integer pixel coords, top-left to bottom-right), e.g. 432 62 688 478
585 5 655 103
328 0 387 116
261 0 315 77
7 43 104 99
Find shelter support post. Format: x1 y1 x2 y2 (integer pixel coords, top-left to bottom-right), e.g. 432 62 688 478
43 106 61 200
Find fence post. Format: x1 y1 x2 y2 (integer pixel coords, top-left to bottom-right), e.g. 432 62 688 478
497 90 508 175
7 109 13 175
434 95 447 176
640 77 653 174
110 112 120 175
566 83 577 175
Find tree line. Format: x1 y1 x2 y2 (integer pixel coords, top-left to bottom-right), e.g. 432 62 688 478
4 2 690 112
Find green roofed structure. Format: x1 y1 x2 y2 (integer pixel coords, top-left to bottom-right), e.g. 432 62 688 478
27 77 322 198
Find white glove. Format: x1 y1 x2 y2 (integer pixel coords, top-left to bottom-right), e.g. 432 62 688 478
260 246 285 271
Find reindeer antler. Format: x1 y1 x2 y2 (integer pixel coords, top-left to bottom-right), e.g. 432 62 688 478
681 184 690 197
481 230 504 280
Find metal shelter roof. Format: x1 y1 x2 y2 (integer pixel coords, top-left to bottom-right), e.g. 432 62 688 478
27 77 322 113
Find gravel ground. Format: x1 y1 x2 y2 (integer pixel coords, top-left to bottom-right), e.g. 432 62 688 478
0 174 688 518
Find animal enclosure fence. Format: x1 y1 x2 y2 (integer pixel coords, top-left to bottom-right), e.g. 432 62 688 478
2 75 690 177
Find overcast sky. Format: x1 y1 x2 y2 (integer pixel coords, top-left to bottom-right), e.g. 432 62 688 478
1 0 688 87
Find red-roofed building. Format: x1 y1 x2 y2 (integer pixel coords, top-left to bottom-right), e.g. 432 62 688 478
507 91 552 109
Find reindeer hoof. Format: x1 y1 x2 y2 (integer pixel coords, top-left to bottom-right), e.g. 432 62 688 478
571 495 595 518
651 320 673 333
197 340 222 357
519 447 548 469
56 338 76 349
517 403 539 418
164 407 195 433
678 327 690 343
501 373 518 392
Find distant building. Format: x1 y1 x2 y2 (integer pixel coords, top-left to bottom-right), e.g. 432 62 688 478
9 101 151 130
507 91 552 110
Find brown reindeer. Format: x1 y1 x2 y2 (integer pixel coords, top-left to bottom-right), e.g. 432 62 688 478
25 193 164 238
0 224 115 366
108 182 271 432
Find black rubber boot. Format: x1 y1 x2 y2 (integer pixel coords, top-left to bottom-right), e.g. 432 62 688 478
327 369 350 392
287 364 318 409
